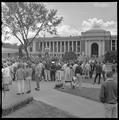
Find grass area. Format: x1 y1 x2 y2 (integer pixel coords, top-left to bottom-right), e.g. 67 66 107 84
55 72 117 102
56 85 101 103
3 100 77 118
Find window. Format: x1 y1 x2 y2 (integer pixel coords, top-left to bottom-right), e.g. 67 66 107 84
51 42 53 52
47 42 49 48
66 41 68 52
112 40 115 51
77 41 80 52
40 42 42 52
44 42 46 49
58 42 60 52
54 42 57 52
36 41 39 51
62 42 64 52
70 41 72 51
73 41 76 52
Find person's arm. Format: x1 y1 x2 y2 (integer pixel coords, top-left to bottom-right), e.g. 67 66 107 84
15 71 18 81
99 84 105 103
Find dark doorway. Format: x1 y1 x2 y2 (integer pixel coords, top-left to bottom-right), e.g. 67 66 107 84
91 43 98 57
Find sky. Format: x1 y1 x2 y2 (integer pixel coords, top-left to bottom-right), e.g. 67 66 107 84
2 2 117 45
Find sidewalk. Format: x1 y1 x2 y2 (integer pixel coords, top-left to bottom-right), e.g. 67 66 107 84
2 80 105 118
30 81 105 118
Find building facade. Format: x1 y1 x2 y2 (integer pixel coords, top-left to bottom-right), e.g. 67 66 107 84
28 28 117 58
2 47 19 59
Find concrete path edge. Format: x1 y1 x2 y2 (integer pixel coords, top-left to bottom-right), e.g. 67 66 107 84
2 97 33 116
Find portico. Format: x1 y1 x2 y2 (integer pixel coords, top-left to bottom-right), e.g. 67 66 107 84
85 40 105 57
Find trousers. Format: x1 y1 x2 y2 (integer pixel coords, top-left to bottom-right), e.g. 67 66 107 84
44 69 51 81
104 103 117 118
17 80 24 93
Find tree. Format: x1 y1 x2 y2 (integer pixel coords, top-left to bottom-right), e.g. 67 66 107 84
63 51 77 61
104 51 117 63
2 2 63 59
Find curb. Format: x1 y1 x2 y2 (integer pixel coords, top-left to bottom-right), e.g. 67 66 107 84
2 97 33 116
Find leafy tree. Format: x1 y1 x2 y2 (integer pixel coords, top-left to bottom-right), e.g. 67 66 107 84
2 2 63 59
104 51 117 63
63 51 77 61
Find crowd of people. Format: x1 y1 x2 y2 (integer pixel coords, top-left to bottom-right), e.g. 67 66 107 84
2 55 116 93
2 54 117 118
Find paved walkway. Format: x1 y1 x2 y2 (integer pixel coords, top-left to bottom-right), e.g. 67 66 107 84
2 81 105 118
30 81 105 118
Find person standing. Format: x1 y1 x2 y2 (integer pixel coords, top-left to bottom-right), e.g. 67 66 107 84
89 61 95 78
35 61 43 91
25 64 32 93
2 64 12 91
85 62 90 79
44 61 51 81
15 63 25 95
55 62 62 87
75 63 82 89
93 62 102 84
73 61 78 76
63 63 72 87
102 62 107 81
99 72 117 118
31 62 36 81
41 61 45 81
50 61 56 81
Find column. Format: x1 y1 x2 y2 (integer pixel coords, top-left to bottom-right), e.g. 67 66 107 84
98 43 102 57
88 41 91 57
87 40 89 57
72 41 74 52
53 42 54 53
85 41 87 56
68 41 69 52
56 42 58 53
60 41 62 54
115 40 117 50
64 41 66 53
103 41 105 55
49 42 51 53
76 41 77 54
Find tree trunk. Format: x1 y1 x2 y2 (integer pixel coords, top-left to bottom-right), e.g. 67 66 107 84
24 46 30 60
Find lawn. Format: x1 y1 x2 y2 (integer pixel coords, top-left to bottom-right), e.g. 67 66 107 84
55 72 117 103
3 100 77 118
55 84 101 103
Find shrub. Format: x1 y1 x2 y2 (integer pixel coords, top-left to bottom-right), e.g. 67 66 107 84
104 51 117 63
63 51 77 61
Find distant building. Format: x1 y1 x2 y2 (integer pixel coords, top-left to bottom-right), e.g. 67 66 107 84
28 28 117 58
2 46 19 59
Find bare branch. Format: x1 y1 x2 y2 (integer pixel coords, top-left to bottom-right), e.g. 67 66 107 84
13 32 23 45
28 22 45 46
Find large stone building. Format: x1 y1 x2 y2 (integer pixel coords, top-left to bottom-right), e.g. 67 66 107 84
28 28 117 58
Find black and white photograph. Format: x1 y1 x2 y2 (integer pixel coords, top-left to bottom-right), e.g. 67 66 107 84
1 2 117 118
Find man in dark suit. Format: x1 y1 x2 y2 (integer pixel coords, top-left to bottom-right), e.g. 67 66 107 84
93 62 102 84
50 61 56 81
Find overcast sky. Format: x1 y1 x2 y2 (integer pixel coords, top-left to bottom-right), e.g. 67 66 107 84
2 2 117 44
